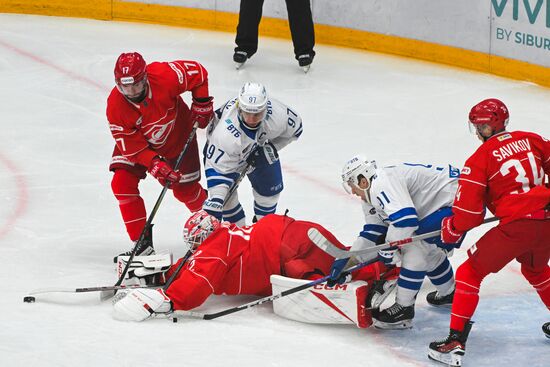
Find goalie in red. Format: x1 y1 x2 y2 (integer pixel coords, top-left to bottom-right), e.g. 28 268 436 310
107 52 213 261
113 211 398 326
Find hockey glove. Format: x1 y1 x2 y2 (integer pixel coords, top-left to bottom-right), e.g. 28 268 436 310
440 216 464 248
326 257 351 287
149 156 182 185
246 142 279 167
378 246 400 266
190 96 214 129
113 288 173 322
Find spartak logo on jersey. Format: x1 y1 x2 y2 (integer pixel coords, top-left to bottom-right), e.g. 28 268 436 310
145 120 175 147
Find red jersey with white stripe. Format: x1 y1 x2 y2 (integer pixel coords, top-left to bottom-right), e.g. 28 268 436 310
164 215 386 311
453 130 550 231
106 60 209 167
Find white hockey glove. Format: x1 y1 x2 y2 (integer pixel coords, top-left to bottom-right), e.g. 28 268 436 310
117 254 172 286
377 247 400 266
113 288 173 322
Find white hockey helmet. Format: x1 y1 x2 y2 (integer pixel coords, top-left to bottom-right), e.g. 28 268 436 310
238 82 268 113
341 155 377 197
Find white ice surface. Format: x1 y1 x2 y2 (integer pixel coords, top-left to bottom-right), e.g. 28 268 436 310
0 13 549 367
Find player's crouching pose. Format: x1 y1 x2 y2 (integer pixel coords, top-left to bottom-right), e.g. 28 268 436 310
202 82 303 224
112 211 398 325
106 52 212 261
336 156 462 329
428 99 550 366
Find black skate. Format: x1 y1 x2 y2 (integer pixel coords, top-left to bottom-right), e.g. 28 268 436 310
297 54 313 73
427 290 455 308
372 302 414 329
543 322 550 339
233 51 249 69
428 322 473 367
113 224 155 263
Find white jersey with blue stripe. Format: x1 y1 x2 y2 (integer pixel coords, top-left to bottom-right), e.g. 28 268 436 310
359 163 459 245
204 97 303 187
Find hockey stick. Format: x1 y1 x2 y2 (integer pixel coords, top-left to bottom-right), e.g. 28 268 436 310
24 284 160 300
309 216 499 260
100 122 199 301
170 257 379 321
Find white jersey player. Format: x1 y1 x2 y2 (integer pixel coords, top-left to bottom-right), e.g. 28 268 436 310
341 156 462 329
202 82 303 224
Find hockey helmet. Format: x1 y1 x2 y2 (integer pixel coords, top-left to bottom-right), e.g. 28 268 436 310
341 155 377 197
237 82 268 128
114 52 148 102
183 210 220 250
468 98 509 135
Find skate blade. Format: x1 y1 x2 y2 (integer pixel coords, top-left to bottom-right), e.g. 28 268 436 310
373 319 413 330
235 62 245 70
428 349 463 366
301 65 311 73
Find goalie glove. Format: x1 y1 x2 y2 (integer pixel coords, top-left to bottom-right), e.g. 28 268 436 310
113 288 173 321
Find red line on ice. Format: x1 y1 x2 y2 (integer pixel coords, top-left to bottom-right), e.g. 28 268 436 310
0 152 28 239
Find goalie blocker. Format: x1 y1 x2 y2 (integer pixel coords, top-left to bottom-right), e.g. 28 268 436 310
271 275 372 328
117 254 173 286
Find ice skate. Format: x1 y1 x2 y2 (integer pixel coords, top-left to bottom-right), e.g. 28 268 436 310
372 302 414 329
428 322 473 366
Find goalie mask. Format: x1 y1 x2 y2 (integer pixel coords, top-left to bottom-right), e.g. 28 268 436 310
341 155 377 203
183 210 220 250
237 82 268 129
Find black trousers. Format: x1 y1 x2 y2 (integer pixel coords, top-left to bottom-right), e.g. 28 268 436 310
235 0 315 60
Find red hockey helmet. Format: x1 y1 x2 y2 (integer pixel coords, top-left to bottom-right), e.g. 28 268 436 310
183 210 220 250
468 98 509 133
114 52 148 102
114 52 147 85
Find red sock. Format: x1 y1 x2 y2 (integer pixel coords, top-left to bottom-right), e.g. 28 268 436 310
521 264 550 310
450 259 484 331
173 181 207 212
111 170 146 241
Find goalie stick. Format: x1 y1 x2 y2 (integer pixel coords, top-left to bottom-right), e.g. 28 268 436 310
308 216 499 260
169 257 379 321
23 284 160 301
100 122 199 302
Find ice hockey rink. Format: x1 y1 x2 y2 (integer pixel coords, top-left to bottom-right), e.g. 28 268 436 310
1 13 549 366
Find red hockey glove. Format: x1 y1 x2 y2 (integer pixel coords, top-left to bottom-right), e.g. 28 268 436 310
190 97 214 129
440 216 464 246
149 157 182 185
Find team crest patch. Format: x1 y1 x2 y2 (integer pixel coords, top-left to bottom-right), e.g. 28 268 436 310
497 133 512 141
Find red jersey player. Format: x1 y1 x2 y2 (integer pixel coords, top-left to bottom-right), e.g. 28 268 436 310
113 211 397 323
428 99 550 366
107 52 212 260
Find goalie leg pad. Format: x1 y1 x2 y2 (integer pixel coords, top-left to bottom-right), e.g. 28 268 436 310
270 275 372 328
113 288 173 322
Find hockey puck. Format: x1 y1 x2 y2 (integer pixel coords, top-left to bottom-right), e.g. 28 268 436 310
23 296 36 303
172 317 178 323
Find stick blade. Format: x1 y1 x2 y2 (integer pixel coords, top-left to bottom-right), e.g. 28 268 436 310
99 289 116 301
307 228 348 258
